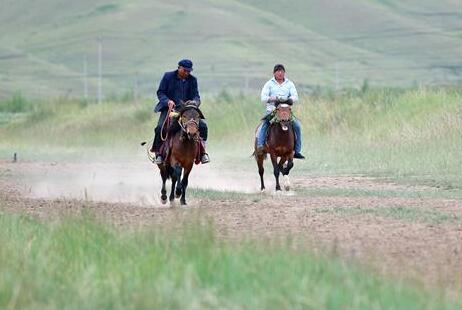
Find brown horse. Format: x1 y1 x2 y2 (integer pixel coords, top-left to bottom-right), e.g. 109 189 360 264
255 103 295 192
158 103 202 205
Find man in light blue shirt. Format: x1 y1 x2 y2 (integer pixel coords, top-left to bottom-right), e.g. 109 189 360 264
257 64 305 159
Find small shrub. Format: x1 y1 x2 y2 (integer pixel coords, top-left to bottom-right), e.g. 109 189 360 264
0 92 31 113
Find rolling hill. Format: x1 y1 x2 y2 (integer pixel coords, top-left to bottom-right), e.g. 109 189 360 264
0 0 461 99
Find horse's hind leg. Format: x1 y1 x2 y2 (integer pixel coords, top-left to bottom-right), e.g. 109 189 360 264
257 155 265 191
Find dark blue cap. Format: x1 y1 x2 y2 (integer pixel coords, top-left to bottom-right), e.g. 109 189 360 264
178 59 193 71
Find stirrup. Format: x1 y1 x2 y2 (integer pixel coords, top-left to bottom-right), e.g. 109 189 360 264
155 155 164 164
200 153 210 164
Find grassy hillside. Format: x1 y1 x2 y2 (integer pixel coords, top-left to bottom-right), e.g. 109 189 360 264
1 0 462 98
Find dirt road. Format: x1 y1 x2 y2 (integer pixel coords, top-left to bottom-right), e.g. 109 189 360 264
1 160 462 296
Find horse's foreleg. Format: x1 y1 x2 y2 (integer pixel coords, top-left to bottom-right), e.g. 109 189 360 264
159 166 168 204
270 154 281 191
169 164 181 202
180 164 193 205
175 166 183 198
257 155 265 191
281 158 294 191
282 158 294 175
278 157 287 173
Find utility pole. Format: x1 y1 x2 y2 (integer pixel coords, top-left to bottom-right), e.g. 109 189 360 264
98 37 103 104
83 55 88 100
134 72 139 104
335 63 339 91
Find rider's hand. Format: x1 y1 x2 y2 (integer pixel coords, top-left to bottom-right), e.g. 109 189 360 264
268 96 277 103
168 100 175 109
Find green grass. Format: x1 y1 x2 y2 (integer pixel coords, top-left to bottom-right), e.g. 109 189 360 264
189 188 263 202
297 187 462 200
315 205 461 225
0 92 31 113
0 211 460 309
0 87 461 190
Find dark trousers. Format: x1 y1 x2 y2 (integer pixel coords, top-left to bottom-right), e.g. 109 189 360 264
152 111 208 153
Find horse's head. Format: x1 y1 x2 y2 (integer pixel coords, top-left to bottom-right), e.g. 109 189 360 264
276 103 292 131
179 103 202 139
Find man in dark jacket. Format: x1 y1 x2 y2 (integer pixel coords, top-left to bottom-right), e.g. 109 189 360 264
151 59 210 164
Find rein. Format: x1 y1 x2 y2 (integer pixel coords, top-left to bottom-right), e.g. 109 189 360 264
160 105 174 141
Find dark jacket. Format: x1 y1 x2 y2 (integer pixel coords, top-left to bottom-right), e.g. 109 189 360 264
154 70 201 113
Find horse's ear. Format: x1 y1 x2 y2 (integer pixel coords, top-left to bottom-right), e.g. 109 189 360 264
180 104 205 119
187 100 198 107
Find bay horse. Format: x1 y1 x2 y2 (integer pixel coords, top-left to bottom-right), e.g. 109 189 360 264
254 103 295 192
158 103 203 205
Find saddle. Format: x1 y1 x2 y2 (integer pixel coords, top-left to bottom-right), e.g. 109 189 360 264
159 136 205 165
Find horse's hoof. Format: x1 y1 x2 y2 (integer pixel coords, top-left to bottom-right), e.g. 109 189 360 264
283 175 291 191
261 188 266 194
161 198 167 205
175 192 182 199
180 201 187 206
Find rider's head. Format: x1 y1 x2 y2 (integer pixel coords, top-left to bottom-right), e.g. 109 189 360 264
273 64 285 81
178 59 193 79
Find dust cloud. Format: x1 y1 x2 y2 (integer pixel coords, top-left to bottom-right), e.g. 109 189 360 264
17 161 263 206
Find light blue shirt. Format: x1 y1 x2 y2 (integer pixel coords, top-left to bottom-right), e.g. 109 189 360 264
260 77 299 113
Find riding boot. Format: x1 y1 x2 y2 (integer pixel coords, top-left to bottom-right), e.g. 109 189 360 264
151 128 166 165
198 120 210 164
151 128 161 153
199 140 210 164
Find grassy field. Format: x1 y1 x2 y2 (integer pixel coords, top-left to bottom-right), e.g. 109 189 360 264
1 87 461 189
0 211 460 309
1 87 462 307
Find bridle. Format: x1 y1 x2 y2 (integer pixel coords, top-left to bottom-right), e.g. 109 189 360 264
275 103 292 131
179 117 199 133
178 105 200 139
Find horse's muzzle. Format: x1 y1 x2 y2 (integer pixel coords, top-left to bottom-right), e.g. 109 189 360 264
186 123 199 136
280 121 291 131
